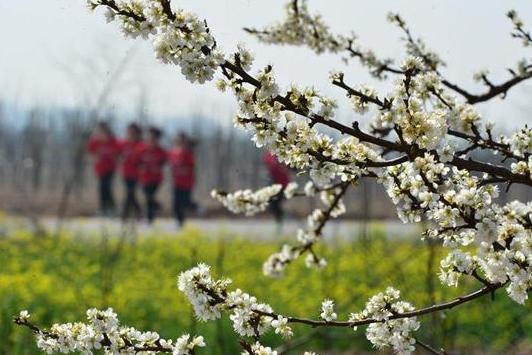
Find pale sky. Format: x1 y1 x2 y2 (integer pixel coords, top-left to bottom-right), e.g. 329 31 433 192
1 0 531 129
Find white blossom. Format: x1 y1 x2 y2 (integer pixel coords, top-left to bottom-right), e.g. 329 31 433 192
350 288 420 354
271 315 293 339
320 299 337 322
211 185 283 216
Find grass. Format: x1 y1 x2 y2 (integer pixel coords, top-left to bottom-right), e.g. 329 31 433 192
0 222 531 354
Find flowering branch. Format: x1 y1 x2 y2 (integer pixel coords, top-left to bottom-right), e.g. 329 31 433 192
176 264 505 354
246 1 532 105
263 181 350 277
13 309 205 354
16 1 531 354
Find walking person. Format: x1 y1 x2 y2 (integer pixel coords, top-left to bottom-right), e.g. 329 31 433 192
169 132 197 227
118 123 142 220
263 151 291 224
135 126 167 224
86 121 120 217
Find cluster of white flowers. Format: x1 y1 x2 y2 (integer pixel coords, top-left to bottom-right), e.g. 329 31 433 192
473 69 490 83
507 124 532 178
349 85 378 114
511 158 532 180
262 244 300 278
320 299 337 322
507 10 524 29
177 263 230 321
15 309 205 355
283 181 299 198
439 250 476 286
378 151 531 303
244 0 346 54
350 288 420 355
242 342 277 355
87 0 224 83
507 9 532 47
211 185 282 216
369 68 450 151
178 264 292 339
262 185 347 278
504 126 532 158
271 315 293 339
304 181 316 196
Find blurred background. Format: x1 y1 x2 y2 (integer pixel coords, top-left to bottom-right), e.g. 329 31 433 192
0 1 531 354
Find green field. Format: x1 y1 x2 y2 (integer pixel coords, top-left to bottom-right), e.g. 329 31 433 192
1 223 531 354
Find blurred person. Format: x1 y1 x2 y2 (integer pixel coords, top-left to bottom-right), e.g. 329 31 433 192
135 126 167 224
86 121 120 217
169 132 197 227
263 151 290 224
118 123 143 220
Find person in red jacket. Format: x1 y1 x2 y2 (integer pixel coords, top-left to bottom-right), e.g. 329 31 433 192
263 151 290 223
135 126 167 224
86 121 120 216
169 132 197 226
118 123 142 220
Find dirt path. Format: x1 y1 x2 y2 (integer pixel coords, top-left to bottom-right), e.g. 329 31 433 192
22 217 422 241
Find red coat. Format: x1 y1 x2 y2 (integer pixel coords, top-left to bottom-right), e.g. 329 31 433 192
263 152 290 186
169 147 195 190
118 139 141 179
135 143 167 185
86 137 120 177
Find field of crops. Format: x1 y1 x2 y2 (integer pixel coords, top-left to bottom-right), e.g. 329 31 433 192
1 223 531 354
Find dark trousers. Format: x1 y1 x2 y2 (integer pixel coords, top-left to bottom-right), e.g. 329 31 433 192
122 178 141 220
98 173 115 215
173 188 196 226
143 184 160 223
269 194 284 223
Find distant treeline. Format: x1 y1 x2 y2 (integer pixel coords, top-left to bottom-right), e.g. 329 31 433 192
0 103 529 219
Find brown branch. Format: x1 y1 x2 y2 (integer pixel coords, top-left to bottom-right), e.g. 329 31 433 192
442 73 532 104
417 339 447 355
99 0 146 22
254 282 503 328
158 0 175 20
332 77 392 110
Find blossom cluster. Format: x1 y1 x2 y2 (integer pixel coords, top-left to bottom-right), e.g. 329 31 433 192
14 309 205 355
505 126 532 158
244 0 346 54
177 263 299 352
262 185 347 278
320 299 337 322
349 288 420 355
87 0 224 83
367 58 484 153
380 153 531 304
211 185 283 216
242 342 278 355
507 9 532 47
